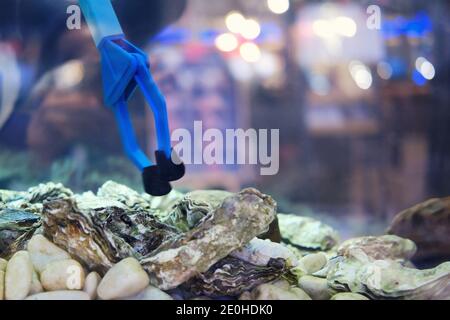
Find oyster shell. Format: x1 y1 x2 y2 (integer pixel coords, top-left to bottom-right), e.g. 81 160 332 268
184 256 289 298
231 238 298 268
387 197 450 263
161 190 232 232
337 235 417 262
278 214 339 256
327 251 450 300
1 182 72 214
42 197 179 274
140 188 277 290
0 209 41 258
97 181 183 214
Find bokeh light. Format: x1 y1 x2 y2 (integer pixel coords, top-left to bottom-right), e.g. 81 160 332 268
225 11 246 34
267 0 290 15
349 60 373 90
416 57 435 80
240 42 262 63
377 62 393 80
241 19 261 40
215 33 239 52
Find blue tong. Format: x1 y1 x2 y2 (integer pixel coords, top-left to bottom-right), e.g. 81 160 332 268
79 0 185 196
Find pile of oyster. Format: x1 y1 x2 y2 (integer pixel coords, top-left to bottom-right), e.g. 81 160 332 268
0 181 449 300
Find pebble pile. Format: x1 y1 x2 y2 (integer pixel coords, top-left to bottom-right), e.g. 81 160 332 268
1 235 169 300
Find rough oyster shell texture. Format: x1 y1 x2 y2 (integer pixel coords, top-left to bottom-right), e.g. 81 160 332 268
160 190 232 232
327 250 450 300
42 197 179 273
278 213 339 257
140 188 277 290
1 182 71 257
387 197 450 264
184 256 290 298
337 235 417 262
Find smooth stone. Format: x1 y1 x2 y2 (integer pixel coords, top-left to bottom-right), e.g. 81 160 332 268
253 283 312 300
27 235 71 273
0 270 4 300
298 275 331 300
41 259 85 291
297 253 328 275
25 291 90 300
5 251 33 300
0 258 7 271
30 269 44 295
271 279 291 290
124 285 173 300
238 291 252 300
331 292 370 300
84 272 101 300
97 257 149 300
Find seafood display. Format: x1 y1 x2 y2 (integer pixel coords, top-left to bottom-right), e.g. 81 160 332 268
0 181 449 300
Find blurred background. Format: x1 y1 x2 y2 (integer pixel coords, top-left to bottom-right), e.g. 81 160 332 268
0 0 449 237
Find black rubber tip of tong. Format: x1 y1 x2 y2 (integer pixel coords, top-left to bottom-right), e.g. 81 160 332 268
155 149 185 182
142 166 172 196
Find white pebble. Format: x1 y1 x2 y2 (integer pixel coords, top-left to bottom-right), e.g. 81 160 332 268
298 275 331 300
30 269 44 295
26 291 90 300
97 257 149 300
0 270 4 300
41 259 85 291
83 272 101 300
124 285 173 300
0 258 7 271
27 235 71 273
296 253 328 275
5 251 33 300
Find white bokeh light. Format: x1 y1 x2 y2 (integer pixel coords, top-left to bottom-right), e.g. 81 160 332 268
333 16 357 37
241 18 261 40
349 61 373 90
416 57 435 80
215 33 239 52
240 42 262 63
225 11 246 34
267 0 290 15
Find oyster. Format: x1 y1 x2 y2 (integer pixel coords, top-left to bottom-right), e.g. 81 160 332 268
231 238 298 268
337 235 417 262
0 209 41 258
97 180 183 214
27 182 73 204
0 189 27 204
140 188 277 289
387 197 450 263
42 196 179 274
1 182 72 214
184 256 289 298
161 190 232 232
327 251 450 300
278 214 339 256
